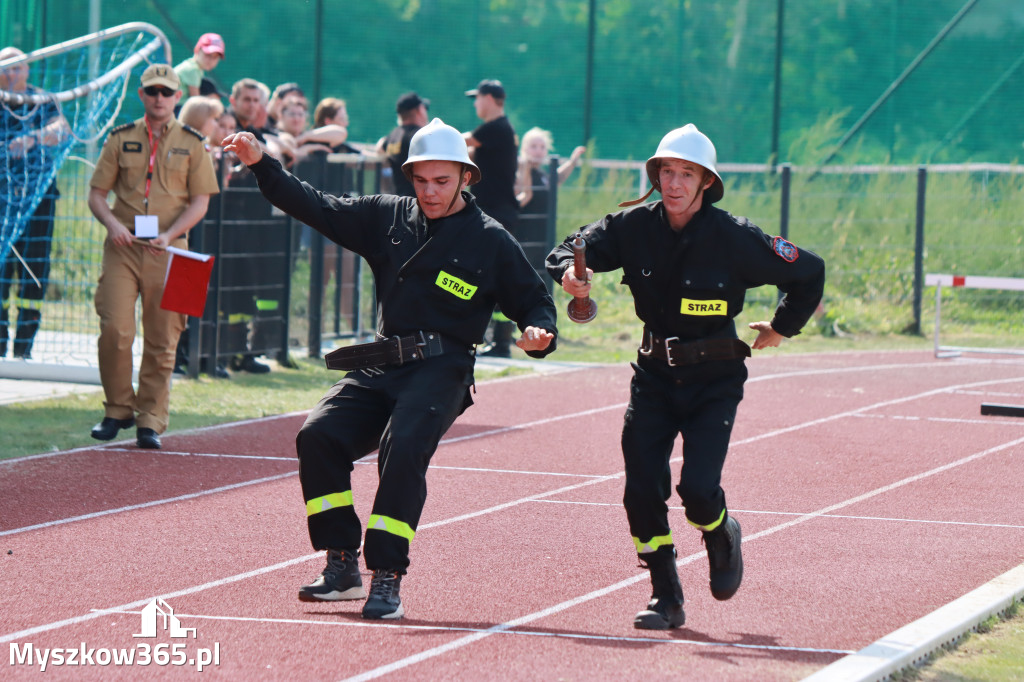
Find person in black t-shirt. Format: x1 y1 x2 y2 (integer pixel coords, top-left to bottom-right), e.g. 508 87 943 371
376 92 429 197
463 79 519 357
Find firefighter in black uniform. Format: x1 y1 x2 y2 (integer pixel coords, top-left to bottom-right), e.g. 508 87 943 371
223 118 557 621
547 124 825 630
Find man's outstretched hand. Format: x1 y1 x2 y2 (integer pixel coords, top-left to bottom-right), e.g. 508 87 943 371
221 132 263 166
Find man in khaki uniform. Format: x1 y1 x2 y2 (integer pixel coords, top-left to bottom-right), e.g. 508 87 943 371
87 63 219 449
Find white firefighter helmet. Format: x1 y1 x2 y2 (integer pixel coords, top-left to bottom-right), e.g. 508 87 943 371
640 123 724 205
402 117 481 185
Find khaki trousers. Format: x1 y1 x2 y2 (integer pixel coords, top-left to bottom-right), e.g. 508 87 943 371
94 237 186 433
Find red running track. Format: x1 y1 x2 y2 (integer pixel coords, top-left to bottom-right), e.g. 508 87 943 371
2 350 1023 680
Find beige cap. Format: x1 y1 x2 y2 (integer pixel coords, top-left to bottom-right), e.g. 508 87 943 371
140 63 179 89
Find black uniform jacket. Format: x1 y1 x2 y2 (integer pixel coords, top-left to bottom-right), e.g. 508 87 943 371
250 155 557 358
546 201 825 343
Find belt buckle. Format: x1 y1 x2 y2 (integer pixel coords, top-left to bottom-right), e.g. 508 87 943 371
639 331 654 357
663 336 679 367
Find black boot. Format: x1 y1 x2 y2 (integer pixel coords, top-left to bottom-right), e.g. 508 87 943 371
13 308 41 359
634 547 685 630
702 514 743 601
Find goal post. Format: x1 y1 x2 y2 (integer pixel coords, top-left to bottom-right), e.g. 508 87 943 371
0 22 171 382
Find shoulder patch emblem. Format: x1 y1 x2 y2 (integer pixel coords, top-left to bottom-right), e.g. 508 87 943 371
772 236 798 262
182 124 204 140
110 121 135 135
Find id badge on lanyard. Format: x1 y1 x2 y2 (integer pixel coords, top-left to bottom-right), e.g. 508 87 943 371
134 118 160 239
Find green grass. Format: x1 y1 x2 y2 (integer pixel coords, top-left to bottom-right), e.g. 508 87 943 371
903 599 1024 682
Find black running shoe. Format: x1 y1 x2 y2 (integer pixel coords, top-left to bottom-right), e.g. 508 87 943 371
703 515 743 601
298 549 365 602
361 569 404 619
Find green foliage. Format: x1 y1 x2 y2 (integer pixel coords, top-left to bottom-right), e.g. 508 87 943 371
8 1 1024 164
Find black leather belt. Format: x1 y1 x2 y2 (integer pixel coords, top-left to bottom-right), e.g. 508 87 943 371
325 331 462 371
639 331 751 367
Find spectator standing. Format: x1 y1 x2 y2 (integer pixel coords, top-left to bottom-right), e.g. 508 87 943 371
0 46 68 359
223 78 282 375
87 64 219 449
304 97 357 154
178 95 224 144
267 82 305 130
173 33 224 106
171 95 225 377
376 91 429 197
463 79 519 357
515 127 586 212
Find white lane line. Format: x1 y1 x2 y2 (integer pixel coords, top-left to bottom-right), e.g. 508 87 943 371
93 609 856 656
0 472 623 644
0 404 624 537
337 432 1024 682
532 500 1024 530
437 403 626 445
0 410 308 465
854 413 1024 426
99 448 296 460
4 364 1023 655
0 472 297 537
426 464 607 478
6 357 1017 468
0 553 321 644
5 373 1021 538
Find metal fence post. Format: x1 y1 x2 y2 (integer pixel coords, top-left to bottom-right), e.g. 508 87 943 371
912 165 927 335
778 163 791 303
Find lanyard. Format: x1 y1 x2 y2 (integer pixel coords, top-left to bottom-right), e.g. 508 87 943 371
143 117 160 213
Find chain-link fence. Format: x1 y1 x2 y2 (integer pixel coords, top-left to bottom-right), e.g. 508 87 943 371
5 0 1024 165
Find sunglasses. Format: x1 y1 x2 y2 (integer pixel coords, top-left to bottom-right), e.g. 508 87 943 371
143 85 177 98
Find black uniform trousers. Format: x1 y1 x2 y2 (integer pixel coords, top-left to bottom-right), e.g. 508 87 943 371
295 350 475 572
1 192 57 303
621 355 747 553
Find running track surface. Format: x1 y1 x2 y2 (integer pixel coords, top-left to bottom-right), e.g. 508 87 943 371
2 350 1023 681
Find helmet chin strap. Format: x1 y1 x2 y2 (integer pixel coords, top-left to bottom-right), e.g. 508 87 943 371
618 169 711 210
443 164 468 216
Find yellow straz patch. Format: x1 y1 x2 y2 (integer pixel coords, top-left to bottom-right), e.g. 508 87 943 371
435 271 477 300
681 298 727 316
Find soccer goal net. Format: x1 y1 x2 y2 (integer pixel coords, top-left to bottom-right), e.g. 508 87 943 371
1 22 171 383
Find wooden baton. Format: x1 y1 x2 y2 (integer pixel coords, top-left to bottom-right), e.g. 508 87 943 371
566 234 597 323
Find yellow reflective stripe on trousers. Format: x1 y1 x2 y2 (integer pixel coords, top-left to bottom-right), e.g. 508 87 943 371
305 491 353 516
14 299 43 311
633 532 673 554
367 514 416 542
688 508 726 532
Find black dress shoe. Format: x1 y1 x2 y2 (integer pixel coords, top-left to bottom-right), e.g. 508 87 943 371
136 428 161 449
91 416 135 441
233 354 270 374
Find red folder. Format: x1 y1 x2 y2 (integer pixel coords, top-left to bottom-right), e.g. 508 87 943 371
160 246 215 317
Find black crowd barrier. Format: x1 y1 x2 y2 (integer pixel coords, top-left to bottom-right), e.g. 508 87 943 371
181 152 559 378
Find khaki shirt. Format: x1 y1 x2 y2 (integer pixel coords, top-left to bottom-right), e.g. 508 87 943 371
90 117 220 232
